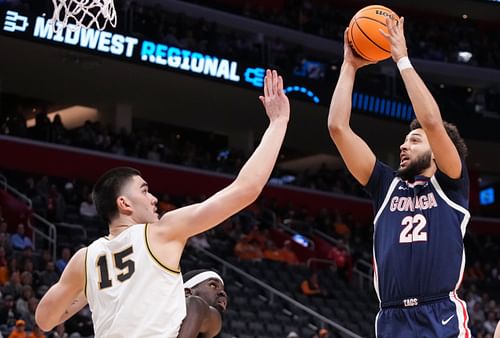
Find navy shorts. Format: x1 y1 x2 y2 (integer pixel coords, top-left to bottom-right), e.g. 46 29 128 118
375 294 471 338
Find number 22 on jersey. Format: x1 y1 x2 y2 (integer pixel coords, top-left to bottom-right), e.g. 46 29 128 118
96 246 136 289
399 214 428 243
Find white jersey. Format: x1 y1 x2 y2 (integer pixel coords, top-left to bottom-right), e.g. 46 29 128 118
85 223 186 338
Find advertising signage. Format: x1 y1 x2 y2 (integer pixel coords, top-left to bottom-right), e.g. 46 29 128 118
1 8 413 121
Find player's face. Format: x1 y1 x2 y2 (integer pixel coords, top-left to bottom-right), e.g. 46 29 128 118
193 278 228 313
122 176 159 223
398 129 433 180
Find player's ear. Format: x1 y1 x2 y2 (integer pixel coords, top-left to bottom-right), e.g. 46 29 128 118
116 196 133 215
184 288 193 297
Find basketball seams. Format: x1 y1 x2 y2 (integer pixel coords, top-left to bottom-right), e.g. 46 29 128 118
349 27 376 62
353 18 391 54
355 6 398 20
356 15 388 27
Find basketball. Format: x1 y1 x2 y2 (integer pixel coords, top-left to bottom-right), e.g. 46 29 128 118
348 5 399 62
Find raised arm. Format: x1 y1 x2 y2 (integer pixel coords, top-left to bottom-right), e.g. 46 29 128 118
381 17 462 178
327 29 377 186
35 248 87 331
157 69 289 241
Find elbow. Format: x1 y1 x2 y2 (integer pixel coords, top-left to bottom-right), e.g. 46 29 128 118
235 180 263 204
327 122 348 139
35 307 56 332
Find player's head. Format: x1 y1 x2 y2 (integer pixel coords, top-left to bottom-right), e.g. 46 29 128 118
92 167 159 225
183 269 227 313
397 119 467 180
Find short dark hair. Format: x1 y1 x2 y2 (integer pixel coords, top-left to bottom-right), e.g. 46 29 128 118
92 167 141 225
409 119 468 159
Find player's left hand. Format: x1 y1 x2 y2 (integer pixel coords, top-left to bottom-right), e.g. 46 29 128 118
259 69 290 124
379 17 408 62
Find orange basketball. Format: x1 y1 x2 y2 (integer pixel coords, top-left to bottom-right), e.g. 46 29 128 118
348 5 399 62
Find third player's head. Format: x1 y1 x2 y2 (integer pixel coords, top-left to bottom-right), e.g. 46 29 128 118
183 269 228 313
397 119 467 181
92 167 159 226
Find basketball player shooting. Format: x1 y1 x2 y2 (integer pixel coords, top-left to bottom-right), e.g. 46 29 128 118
328 17 471 337
34 69 290 337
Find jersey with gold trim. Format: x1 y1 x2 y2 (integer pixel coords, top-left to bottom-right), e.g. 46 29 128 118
85 223 186 338
365 160 470 304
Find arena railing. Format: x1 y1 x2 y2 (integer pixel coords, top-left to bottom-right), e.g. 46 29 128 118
192 245 365 338
0 175 57 261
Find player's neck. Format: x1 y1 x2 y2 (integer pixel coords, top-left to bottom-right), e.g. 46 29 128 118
108 217 136 238
419 162 437 178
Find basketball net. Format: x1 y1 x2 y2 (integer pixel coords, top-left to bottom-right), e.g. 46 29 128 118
50 0 117 33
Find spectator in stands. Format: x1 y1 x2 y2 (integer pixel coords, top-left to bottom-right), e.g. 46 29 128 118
0 294 18 330
0 246 8 286
27 325 45 338
50 114 66 145
15 286 33 320
311 328 330 338
10 224 33 251
332 213 350 240
263 240 299 264
22 297 38 333
32 109 51 143
38 262 58 288
1 220 11 242
63 306 93 338
3 272 22 299
326 240 353 282
51 324 69 338
300 271 327 297
79 193 97 219
8 319 27 338
484 311 498 334
46 185 65 222
55 248 71 274
178 269 227 338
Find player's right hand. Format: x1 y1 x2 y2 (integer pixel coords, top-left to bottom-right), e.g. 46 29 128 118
343 28 376 70
259 69 290 124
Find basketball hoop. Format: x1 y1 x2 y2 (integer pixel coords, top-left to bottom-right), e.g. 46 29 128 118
50 0 117 33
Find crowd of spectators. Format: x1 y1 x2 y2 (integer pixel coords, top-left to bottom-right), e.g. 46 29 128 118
182 0 500 70
0 110 369 200
1 160 499 337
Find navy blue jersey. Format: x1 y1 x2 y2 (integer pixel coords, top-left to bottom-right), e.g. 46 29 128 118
365 160 470 306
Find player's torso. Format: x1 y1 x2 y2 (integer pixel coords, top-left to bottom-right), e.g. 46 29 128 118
85 224 186 338
373 175 469 304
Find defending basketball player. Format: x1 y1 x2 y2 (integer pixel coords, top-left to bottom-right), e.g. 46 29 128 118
177 269 227 338
35 69 290 337
328 17 471 337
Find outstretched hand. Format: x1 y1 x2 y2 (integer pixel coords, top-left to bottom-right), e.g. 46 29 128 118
259 69 290 123
343 28 376 70
379 17 408 62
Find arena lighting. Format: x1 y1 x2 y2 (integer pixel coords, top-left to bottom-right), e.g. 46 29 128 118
352 92 414 121
26 106 98 128
458 51 473 63
284 86 320 104
480 187 495 206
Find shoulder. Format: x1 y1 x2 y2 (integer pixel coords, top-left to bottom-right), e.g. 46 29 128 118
186 295 210 313
66 247 87 271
